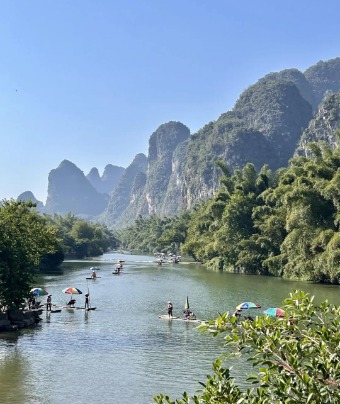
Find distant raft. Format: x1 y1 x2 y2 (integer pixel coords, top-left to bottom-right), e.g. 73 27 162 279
158 314 201 323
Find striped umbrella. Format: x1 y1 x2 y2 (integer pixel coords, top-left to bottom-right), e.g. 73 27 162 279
263 308 285 317
236 302 261 310
30 287 48 296
62 287 82 295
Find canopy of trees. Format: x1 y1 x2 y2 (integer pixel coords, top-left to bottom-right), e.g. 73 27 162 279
118 212 191 255
0 200 119 308
120 139 340 284
154 290 340 403
0 200 60 308
45 213 119 260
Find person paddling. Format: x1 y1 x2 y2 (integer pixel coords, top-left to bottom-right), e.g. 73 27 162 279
46 295 52 311
85 293 90 310
167 301 173 318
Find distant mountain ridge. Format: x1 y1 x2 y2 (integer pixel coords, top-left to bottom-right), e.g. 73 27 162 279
45 160 109 216
86 164 125 194
19 57 340 227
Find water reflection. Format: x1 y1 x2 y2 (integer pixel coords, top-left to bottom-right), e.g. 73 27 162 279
0 350 32 404
0 253 339 404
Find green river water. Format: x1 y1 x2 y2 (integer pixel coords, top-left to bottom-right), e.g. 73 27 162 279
0 252 339 404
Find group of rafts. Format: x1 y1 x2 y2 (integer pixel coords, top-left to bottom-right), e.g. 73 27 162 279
159 300 286 324
29 286 95 313
154 252 181 266
33 263 284 322
29 260 124 313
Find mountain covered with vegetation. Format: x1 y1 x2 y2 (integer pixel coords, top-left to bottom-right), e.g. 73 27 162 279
297 91 340 155
36 57 340 229
106 121 191 224
120 136 340 284
107 57 340 227
100 153 148 226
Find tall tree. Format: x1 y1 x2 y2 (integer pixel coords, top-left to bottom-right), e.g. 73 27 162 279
0 200 60 308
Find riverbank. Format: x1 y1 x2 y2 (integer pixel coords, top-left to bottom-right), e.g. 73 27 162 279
0 308 42 332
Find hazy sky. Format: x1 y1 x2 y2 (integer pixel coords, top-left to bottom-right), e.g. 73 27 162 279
0 0 339 203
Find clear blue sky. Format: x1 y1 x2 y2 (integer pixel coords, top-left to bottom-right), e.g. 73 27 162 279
0 0 339 203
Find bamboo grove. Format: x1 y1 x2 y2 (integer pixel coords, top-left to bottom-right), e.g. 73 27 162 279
119 138 340 284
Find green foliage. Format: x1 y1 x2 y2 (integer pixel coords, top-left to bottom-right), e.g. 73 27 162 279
119 139 340 284
154 291 340 403
46 213 118 259
119 213 191 255
184 141 340 283
0 199 60 308
182 162 273 272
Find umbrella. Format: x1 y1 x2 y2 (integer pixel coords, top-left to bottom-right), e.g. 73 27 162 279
236 302 261 310
184 296 189 310
30 287 48 296
263 308 285 317
62 287 82 295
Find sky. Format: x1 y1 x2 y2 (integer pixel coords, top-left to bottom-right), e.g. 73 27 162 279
0 0 339 203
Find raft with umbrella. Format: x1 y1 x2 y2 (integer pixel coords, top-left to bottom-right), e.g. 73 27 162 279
183 296 197 320
236 302 261 310
29 287 48 309
62 287 82 309
263 307 285 317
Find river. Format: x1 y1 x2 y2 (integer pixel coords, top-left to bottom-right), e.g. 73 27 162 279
0 252 339 404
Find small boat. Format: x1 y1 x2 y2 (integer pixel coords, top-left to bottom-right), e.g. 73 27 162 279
86 277 101 279
112 270 121 275
85 307 96 311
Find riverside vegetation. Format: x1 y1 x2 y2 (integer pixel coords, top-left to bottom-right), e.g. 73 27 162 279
0 199 117 310
120 137 340 285
154 290 340 404
0 193 338 402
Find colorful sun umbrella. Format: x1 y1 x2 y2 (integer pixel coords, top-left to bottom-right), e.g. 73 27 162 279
236 302 261 310
62 287 82 295
263 308 285 317
30 287 48 296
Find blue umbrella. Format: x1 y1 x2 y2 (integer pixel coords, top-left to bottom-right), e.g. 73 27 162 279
30 287 48 296
236 302 261 310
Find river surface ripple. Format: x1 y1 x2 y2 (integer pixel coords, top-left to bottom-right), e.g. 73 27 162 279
0 252 339 404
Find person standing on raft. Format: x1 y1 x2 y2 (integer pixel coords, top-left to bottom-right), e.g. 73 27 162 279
46 295 52 311
167 301 173 318
85 293 90 309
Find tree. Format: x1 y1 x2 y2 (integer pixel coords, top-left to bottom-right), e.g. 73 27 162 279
0 200 60 308
154 290 340 403
47 213 118 259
